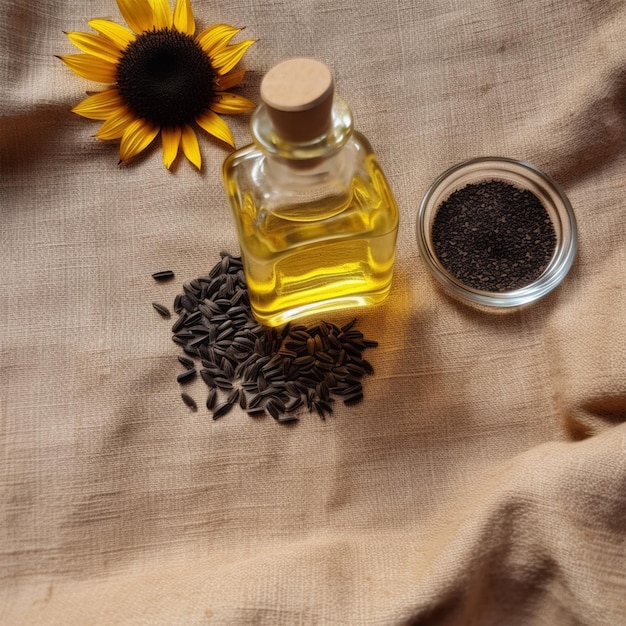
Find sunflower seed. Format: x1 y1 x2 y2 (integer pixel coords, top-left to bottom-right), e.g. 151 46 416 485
285 396 303 412
313 359 333 372
278 413 299 423
212 402 234 420
234 354 255 377
220 358 235 379
177 368 196 384
294 355 315 367
182 293 199 311
216 319 233 332
216 328 234 342
233 336 256 351
306 389 314 410
298 376 321 387
213 377 233 390
199 369 215 387
316 382 330 401
183 311 203 326
262 365 283 379
343 392 363 406
173 294 183 314
278 349 298 359
345 362 366 377
361 359 374 375
248 393 265 410
324 372 337 387
152 302 171 318
343 343 363 358
227 389 241 405
266 398 281 419
315 351 334 365
181 392 197 410
188 334 210 348
270 396 286 412
313 400 333 419
341 318 358 332
333 366 350 377
206 388 217 410
152 270 175 281
336 350 347 367
331 383 363 396
171 314 187 333
214 298 232 308
178 355 194 369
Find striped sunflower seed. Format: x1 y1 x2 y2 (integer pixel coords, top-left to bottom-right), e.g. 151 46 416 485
152 270 175 281
213 402 234 420
177 368 197 384
181 392 197 410
152 302 171 318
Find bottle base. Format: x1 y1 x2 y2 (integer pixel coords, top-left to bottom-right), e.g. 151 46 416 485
250 290 391 327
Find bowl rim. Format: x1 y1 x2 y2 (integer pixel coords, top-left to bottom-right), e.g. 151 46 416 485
416 156 578 308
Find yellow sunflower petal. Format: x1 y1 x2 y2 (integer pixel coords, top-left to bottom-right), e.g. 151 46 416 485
72 89 126 120
195 24 242 55
65 31 122 63
211 40 256 75
119 118 160 161
173 0 195 35
116 0 155 34
196 109 235 148
216 68 246 91
88 18 136 49
211 93 256 114
149 0 173 29
161 126 182 169
59 54 117 83
95 108 136 140
180 124 201 169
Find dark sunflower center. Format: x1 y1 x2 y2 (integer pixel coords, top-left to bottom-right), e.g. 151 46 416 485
116 28 216 128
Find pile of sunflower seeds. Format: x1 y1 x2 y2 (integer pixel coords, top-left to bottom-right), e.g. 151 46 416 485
152 252 377 422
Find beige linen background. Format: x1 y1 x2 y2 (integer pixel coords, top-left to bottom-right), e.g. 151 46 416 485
1 0 626 624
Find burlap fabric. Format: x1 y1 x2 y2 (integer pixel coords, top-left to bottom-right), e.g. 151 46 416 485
1 0 625 624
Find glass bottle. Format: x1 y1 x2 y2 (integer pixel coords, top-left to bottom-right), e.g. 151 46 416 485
222 58 399 327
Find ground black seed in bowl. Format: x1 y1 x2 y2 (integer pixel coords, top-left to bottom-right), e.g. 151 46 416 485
431 180 557 292
153 252 378 423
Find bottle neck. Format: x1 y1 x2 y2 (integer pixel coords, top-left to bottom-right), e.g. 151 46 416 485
250 96 354 163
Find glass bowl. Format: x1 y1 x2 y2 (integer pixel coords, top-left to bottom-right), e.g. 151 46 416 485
416 157 577 309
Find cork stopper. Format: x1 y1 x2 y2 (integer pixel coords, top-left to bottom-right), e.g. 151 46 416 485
260 58 334 142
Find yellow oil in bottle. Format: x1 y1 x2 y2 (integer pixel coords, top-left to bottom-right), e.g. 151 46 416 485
224 152 398 326
221 59 399 326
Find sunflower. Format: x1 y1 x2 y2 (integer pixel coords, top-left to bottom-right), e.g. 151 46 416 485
60 0 256 169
